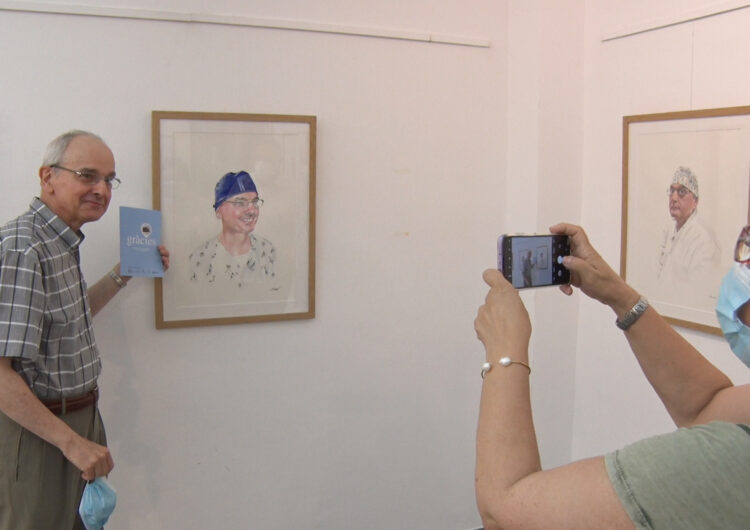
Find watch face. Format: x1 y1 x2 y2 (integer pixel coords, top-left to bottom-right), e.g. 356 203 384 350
617 298 648 330
634 298 649 314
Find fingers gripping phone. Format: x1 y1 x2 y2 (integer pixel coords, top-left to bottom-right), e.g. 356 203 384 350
498 234 571 289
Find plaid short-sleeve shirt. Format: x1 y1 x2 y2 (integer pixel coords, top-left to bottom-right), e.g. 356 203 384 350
0 198 101 399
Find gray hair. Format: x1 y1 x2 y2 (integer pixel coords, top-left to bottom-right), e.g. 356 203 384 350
42 130 106 167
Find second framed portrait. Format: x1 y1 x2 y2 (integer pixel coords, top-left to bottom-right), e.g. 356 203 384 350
622 106 750 334
152 111 316 328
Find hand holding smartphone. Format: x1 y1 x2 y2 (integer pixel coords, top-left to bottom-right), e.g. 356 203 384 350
498 234 571 289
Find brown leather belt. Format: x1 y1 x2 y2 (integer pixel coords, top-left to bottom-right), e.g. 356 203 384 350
42 387 99 415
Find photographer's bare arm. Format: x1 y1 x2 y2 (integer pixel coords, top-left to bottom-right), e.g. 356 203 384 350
550 223 750 427
0 359 112 481
474 270 632 529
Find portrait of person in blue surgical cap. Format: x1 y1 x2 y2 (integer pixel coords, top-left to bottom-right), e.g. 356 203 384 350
188 171 277 288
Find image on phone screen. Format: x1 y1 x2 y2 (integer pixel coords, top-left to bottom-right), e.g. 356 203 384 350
498 234 571 289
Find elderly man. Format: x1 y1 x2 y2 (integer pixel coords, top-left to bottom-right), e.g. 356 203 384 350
657 166 720 281
0 130 169 529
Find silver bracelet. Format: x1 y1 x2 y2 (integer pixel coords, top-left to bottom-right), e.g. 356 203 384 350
615 296 649 330
481 357 531 379
108 270 126 288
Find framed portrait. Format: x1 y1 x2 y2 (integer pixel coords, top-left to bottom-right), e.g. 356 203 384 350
622 106 750 334
152 111 316 328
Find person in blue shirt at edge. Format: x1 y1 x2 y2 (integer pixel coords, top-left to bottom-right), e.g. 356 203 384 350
475 222 750 530
0 130 170 529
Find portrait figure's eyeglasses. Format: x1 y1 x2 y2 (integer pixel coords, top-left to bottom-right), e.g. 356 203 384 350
666 186 692 198
51 165 121 190
226 198 264 209
735 224 750 263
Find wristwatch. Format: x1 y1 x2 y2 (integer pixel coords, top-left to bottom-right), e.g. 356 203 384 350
616 296 649 330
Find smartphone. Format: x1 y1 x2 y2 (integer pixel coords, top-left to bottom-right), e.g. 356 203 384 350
498 234 571 289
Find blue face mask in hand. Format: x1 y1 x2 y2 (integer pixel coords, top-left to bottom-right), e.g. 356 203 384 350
716 263 750 368
79 477 117 530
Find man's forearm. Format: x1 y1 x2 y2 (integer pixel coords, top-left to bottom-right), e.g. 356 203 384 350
87 265 129 317
0 359 78 451
0 358 114 479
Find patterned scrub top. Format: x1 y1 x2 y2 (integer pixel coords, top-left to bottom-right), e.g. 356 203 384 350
188 234 276 288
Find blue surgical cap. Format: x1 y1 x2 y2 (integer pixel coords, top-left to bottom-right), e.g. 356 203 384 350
213 171 258 209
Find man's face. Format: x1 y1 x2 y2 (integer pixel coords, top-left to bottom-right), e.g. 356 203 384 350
668 184 697 228
39 136 115 231
216 192 260 235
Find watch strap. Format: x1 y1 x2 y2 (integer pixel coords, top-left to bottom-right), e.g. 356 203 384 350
616 296 649 330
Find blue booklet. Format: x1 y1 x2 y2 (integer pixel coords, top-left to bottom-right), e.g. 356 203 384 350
119 206 164 277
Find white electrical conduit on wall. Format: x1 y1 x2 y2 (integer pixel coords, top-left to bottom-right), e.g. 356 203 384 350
0 0 491 47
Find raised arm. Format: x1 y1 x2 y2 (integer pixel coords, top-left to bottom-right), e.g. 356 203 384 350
87 263 130 316
550 223 737 427
474 270 632 529
87 245 170 316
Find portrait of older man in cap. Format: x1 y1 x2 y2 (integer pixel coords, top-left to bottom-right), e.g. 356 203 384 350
657 166 720 282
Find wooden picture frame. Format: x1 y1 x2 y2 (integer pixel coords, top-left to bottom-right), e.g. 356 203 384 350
152 111 316 328
622 106 750 334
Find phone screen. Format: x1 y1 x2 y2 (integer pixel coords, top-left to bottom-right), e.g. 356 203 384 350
497 234 571 289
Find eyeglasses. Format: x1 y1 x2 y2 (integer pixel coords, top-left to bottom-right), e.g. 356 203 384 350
735 224 750 263
226 198 263 209
666 186 692 198
51 165 121 190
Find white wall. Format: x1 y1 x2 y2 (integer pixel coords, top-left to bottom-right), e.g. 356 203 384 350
0 2 509 529
505 0 585 469
573 2 750 457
